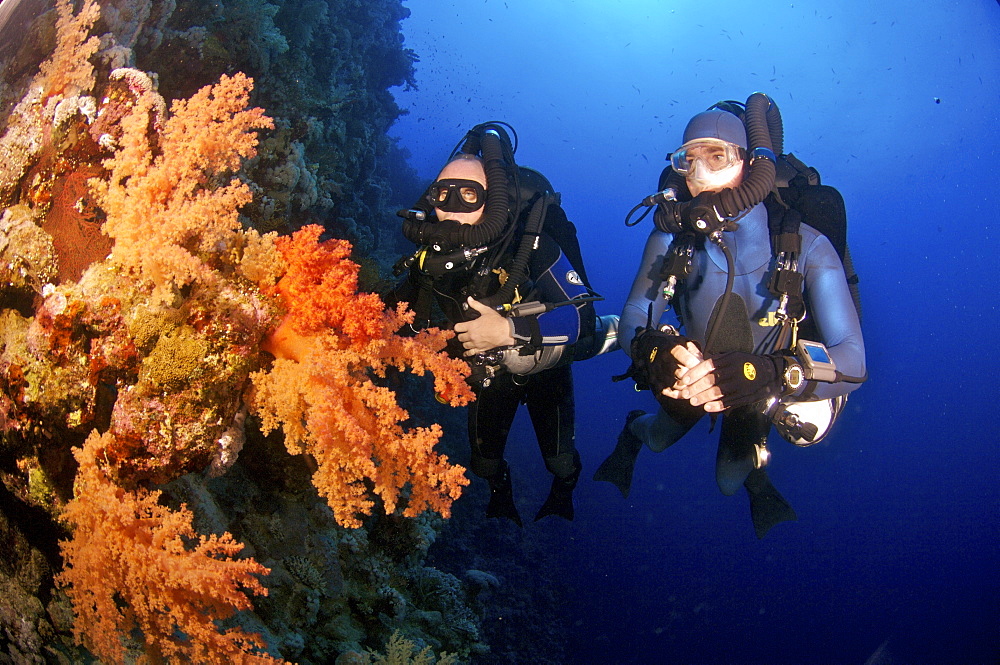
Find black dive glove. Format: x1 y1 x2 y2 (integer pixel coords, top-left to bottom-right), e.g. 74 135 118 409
709 352 789 410
627 328 705 426
630 327 696 390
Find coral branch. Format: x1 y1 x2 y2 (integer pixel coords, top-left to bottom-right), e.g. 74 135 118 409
93 72 274 302
1 0 483 660
38 0 101 99
57 431 281 663
251 226 473 528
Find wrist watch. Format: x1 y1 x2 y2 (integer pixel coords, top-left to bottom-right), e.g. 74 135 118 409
783 360 805 394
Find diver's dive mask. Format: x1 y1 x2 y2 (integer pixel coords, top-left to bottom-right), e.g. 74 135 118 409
426 178 486 214
669 138 745 176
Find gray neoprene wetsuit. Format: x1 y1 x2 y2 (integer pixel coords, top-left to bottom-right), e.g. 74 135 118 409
621 202 865 399
619 202 866 494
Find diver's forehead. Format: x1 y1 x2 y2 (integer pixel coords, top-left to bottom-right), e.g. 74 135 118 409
437 158 486 185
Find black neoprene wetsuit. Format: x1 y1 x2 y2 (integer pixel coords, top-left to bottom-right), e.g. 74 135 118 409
391 232 594 484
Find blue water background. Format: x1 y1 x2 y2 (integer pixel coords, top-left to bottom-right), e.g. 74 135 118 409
390 1 1000 662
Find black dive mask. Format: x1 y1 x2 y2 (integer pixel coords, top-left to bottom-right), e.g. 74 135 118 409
426 179 486 214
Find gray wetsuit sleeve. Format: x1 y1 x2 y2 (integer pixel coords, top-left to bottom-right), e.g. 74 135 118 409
800 232 866 400
620 230 675 359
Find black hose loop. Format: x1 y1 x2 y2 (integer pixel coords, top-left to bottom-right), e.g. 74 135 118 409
704 238 736 354
480 191 549 309
714 92 777 216
401 127 513 250
766 100 784 156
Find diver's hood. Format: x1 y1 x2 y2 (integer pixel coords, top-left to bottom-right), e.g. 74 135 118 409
683 109 748 148
401 124 515 252
654 92 781 235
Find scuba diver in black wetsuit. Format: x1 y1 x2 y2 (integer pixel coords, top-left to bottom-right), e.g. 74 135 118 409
594 94 866 538
389 122 619 526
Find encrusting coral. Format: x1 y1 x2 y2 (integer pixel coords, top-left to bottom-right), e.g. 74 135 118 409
0 0 476 658
347 629 459 665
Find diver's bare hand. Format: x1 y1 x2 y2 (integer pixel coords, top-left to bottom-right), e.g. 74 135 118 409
454 297 515 356
659 342 703 398
663 344 726 412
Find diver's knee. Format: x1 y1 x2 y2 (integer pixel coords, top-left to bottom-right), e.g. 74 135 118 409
543 450 581 480
716 458 752 496
717 477 742 496
469 455 504 480
643 410 686 453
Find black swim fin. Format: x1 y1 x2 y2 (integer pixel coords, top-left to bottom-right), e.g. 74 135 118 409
485 461 522 527
593 410 646 498
743 468 797 539
534 471 579 522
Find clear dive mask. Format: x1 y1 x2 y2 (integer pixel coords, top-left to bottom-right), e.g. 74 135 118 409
669 138 745 176
426 178 486 214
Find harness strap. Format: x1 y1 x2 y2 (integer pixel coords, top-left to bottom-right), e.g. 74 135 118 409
411 272 436 330
522 315 543 355
765 193 807 326
658 233 697 307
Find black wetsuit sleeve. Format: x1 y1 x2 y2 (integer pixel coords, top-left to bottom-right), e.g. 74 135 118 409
509 235 593 346
383 271 418 312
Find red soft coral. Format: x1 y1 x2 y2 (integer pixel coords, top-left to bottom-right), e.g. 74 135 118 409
93 72 274 303
38 0 100 99
261 225 387 359
252 225 473 528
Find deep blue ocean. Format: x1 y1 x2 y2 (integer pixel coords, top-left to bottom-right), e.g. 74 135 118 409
390 1 1000 663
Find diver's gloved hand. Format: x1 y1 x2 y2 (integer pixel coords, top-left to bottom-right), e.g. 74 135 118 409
629 327 699 392
610 328 705 426
710 352 785 409
454 297 515 356
672 351 786 412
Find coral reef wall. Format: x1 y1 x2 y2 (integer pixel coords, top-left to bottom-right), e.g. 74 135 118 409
0 0 491 662
132 0 419 264
2 0 419 265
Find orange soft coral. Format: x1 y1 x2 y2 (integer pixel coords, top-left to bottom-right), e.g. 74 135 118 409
262 224 388 358
93 72 274 302
57 431 281 664
251 225 473 528
38 0 101 100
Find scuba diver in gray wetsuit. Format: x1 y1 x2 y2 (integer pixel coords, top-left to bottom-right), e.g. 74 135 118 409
594 94 866 538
